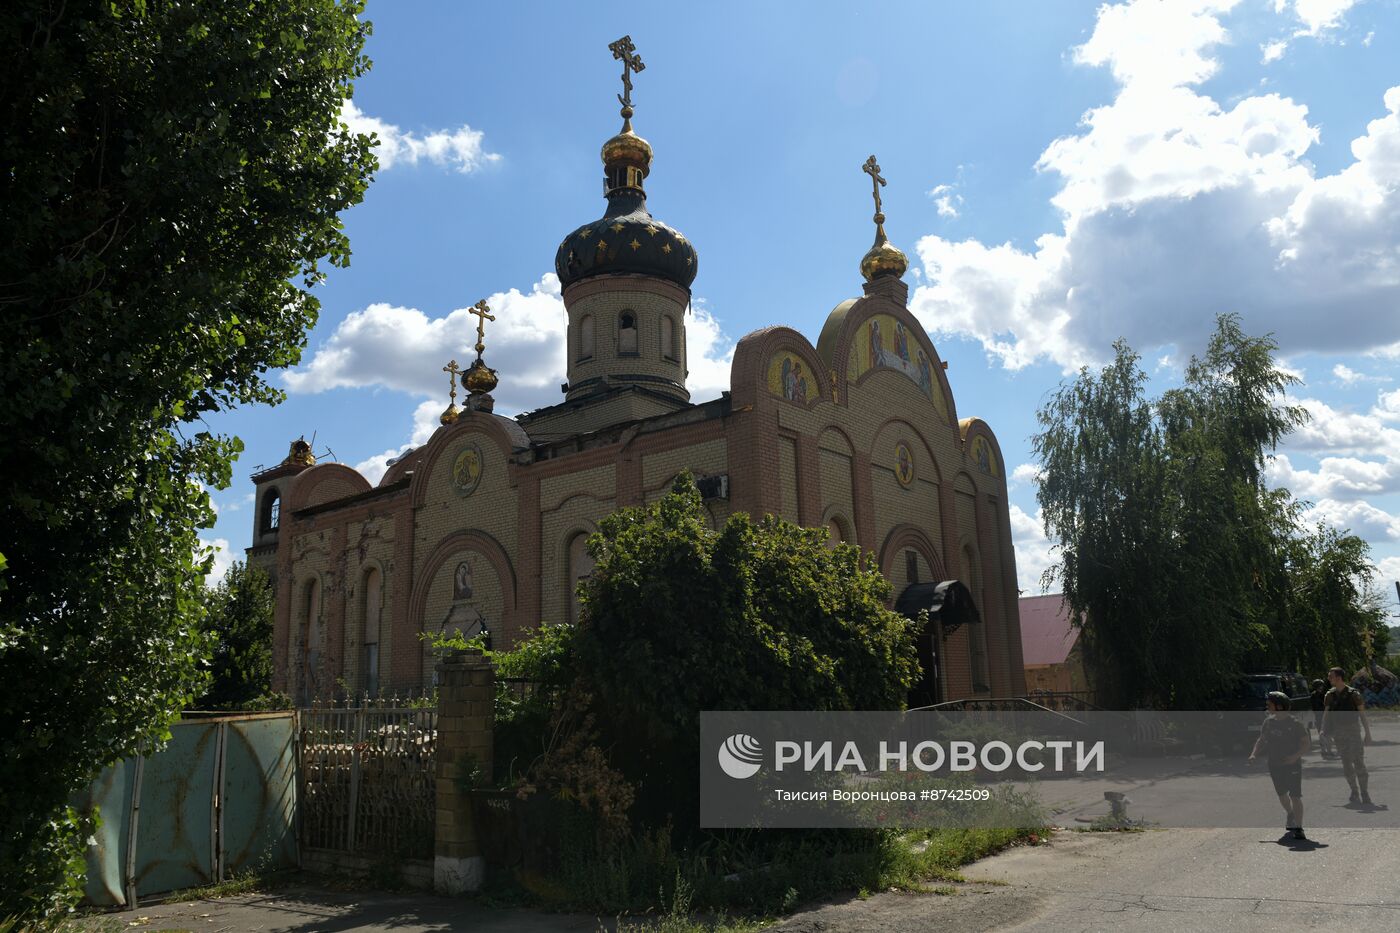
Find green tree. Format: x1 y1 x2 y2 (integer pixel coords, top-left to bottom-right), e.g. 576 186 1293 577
1282 527 1387 675
1034 315 1307 709
197 562 276 710
0 1 375 916
573 474 918 830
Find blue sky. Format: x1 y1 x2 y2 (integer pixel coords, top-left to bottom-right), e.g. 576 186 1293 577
202 0 1400 604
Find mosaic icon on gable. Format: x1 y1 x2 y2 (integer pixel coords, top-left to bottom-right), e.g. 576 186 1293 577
970 435 999 477
452 443 484 497
845 313 948 419
454 560 473 600
767 352 815 403
895 441 915 487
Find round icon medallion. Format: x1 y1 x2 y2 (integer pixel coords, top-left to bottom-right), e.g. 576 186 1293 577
452 443 484 496
894 441 915 487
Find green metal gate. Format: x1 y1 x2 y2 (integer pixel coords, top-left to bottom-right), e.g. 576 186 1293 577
72 712 298 907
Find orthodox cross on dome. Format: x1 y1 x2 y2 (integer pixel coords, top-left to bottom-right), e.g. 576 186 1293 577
862 155 887 224
469 299 495 360
442 359 462 403
609 35 645 119
440 358 463 425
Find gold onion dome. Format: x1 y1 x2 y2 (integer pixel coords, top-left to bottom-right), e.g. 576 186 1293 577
861 222 909 282
463 358 498 395
600 116 653 171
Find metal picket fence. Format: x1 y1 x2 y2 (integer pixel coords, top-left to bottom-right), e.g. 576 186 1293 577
297 702 437 859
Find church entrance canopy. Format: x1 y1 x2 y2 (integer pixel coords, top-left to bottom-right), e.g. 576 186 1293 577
897 580 981 708
895 580 982 634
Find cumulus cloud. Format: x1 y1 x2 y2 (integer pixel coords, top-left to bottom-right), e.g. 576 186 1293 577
286 274 569 412
1266 452 1400 499
1287 396 1400 456
1262 0 1359 61
352 399 445 485
909 0 1400 372
1010 503 1058 594
1374 554 1400 583
1303 498 1400 540
341 100 501 174
1334 363 1392 385
1010 463 1043 490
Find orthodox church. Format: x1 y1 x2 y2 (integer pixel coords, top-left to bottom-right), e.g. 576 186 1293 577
248 38 1026 704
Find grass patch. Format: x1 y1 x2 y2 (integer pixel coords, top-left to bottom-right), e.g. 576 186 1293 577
160 869 268 903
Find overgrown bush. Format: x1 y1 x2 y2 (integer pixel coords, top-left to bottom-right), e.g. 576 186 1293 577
574 473 919 832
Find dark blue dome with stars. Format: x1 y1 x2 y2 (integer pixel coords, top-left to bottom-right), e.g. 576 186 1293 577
555 188 697 292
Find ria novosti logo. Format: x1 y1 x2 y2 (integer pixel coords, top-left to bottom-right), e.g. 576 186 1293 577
718 733 763 779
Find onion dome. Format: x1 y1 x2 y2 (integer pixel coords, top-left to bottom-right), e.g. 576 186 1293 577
555 37 697 291
463 357 498 395
859 154 908 282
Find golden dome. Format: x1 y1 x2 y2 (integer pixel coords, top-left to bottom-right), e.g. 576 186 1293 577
439 402 460 425
601 125 653 170
463 358 498 395
860 236 908 281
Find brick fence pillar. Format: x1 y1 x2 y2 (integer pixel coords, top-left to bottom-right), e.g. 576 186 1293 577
433 648 494 894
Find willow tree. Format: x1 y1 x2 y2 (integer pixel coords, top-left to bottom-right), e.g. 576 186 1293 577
1034 315 1307 709
0 1 375 916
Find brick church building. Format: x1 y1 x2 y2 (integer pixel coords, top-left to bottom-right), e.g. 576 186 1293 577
248 40 1026 704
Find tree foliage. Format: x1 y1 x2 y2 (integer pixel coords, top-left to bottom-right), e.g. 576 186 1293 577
573 474 919 829
0 1 375 916
1035 315 1385 709
196 562 276 710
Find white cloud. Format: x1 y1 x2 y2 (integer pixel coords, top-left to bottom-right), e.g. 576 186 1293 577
1376 387 1400 420
1288 0 1358 37
1261 39 1289 63
909 0 1400 372
1010 503 1058 594
1010 463 1043 490
286 274 569 412
1266 452 1400 499
200 537 234 586
1374 554 1400 583
1288 396 1400 456
1304 497 1400 540
928 184 963 218
341 100 501 174
1334 363 1392 385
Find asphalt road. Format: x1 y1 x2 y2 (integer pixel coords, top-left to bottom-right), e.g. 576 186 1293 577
773 826 1400 932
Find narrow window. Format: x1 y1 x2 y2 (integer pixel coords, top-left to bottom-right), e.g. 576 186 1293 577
579 314 595 361
263 490 281 534
661 315 676 360
964 546 991 691
906 550 919 585
619 311 638 355
567 533 596 625
363 567 382 697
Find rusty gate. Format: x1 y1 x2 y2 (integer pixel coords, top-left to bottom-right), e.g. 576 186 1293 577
73 711 298 907
297 705 437 859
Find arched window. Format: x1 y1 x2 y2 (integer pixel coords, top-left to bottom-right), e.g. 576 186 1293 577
661 315 676 360
262 489 281 534
618 311 638 355
905 550 920 585
578 314 595 361
362 567 382 697
567 532 596 625
826 519 843 548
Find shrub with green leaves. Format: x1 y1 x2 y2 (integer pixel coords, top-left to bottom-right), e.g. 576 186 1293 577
574 473 919 830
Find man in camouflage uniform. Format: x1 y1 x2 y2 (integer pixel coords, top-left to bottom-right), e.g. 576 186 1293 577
1321 666 1373 805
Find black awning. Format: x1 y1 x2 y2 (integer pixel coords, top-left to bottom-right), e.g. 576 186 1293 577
895 580 982 635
